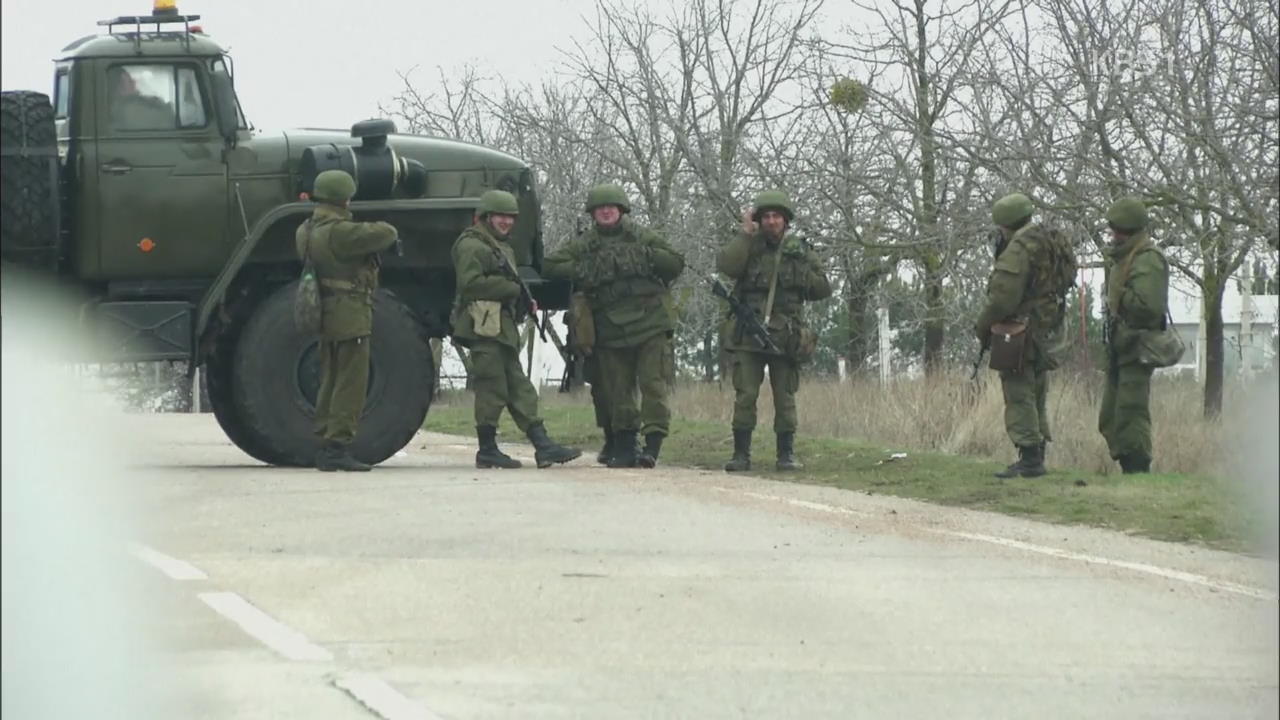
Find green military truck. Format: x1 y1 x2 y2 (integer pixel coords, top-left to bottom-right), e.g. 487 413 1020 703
0 2 568 466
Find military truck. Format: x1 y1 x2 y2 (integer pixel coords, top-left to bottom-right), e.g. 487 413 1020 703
0 1 568 466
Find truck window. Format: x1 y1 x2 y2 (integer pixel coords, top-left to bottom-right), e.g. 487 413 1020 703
107 64 208 132
54 70 70 119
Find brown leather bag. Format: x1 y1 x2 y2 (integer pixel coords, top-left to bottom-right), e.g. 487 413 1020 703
988 320 1028 373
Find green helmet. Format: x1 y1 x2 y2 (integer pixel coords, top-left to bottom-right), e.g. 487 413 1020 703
312 169 357 203
478 189 520 217
991 192 1034 227
751 190 795 222
584 184 631 213
1106 196 1149 232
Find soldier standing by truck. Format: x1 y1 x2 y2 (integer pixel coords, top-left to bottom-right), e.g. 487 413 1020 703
717 191 831 473
296 170 398 472
450 190 582 470
543 184 685 469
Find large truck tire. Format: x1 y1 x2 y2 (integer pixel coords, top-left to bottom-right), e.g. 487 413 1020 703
206 332 291 466
0 91 59 270
230 283 435 467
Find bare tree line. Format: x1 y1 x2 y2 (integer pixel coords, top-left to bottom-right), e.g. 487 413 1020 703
381 0 1278 417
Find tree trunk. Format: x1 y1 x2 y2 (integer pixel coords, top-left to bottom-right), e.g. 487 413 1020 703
922 255 945 376
843 266 878 375
1202 278 1226 418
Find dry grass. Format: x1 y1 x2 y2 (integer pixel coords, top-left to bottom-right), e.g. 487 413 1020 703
667 369 1253 476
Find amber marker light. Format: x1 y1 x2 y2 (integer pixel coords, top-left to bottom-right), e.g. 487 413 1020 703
153 0 179 15
138 238 156 253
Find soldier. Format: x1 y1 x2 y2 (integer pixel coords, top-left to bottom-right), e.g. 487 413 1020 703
543 184 685 468
1098 197 1168 474
296 169 398 472
717 190 831 472
451 190 581 470
974 192 1077 478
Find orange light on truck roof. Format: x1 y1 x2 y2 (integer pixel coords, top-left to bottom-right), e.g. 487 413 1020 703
153 0 178 15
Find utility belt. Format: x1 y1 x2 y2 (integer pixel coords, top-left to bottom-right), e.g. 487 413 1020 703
319 278 372 299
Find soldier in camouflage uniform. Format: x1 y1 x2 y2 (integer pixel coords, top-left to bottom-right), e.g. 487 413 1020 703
296 169 398 471
974 193 1077 478
543 184 686 468
717 191 832 472
1098 197 1168 474
451 190 581 470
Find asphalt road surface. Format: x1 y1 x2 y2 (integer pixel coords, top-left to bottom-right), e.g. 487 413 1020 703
11 412 1280 720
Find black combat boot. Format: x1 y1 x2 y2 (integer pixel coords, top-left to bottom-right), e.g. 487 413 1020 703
996 444 1045 478
315 441 371 472
607 430 640 468
526 422 582 469
776 432 803 471
723 429 752 472
994 445 1022 478
1118 454 1151 474
596 425 614 466
637 432 664 469
475 425 522 469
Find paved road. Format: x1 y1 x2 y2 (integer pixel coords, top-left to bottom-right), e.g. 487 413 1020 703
5 407 1278 719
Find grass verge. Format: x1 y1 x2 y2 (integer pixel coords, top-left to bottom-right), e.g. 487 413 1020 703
424 391 1268 555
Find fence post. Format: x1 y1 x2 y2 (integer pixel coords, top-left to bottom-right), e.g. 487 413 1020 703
877 306 891 386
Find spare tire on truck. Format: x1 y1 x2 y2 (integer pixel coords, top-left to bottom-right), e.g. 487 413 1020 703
229 283 435 467
0 91 60 271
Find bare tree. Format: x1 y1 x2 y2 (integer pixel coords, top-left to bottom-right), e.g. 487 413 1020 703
825 0 1017 377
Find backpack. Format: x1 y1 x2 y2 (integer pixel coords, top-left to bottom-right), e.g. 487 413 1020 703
1019 225 1078 318
294 221 322 335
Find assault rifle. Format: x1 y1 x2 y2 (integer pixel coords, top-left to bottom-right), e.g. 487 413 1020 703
493 248 548 343
694 268 782 355
971 344 988 380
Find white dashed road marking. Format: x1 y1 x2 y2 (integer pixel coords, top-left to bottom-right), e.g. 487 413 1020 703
198 591 334 662
130 543 208 580
333 675 446 720
715 486 1278 602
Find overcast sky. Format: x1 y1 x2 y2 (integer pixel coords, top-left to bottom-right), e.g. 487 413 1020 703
1 0 618 132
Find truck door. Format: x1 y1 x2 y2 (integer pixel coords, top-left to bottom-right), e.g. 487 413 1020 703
95 61 228 279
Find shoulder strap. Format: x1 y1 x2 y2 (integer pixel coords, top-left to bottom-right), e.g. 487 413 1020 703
762 239 784 323
302 220 315 263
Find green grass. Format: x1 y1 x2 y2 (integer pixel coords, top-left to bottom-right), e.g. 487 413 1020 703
424 391 1269 555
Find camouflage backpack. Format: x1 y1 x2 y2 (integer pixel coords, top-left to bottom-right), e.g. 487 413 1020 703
1022 225 1077 314
294 221 322 335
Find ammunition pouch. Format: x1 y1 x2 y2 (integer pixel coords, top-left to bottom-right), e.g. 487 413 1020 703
569 292 595 354
468 300 503 338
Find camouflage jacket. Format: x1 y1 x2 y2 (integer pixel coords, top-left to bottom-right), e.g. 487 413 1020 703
543 218 685 348
1103 231 1170 365
715 231 831 353
975 223 1074 368
295 204 398 341
450 223 524 349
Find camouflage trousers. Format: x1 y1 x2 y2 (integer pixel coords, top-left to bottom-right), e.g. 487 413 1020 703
730 351 799 434
314 335 371 446
1098 361 1153 463
597 333 674 436
999 366 1052 447
583 352 610 430
469 340 542 432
